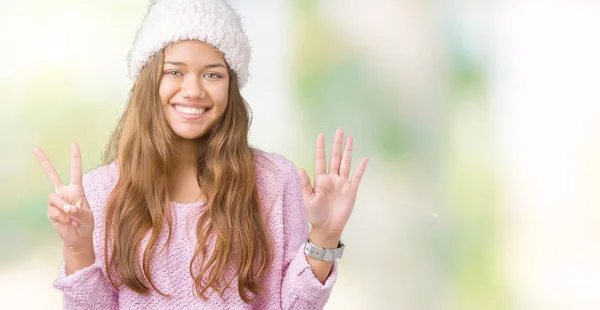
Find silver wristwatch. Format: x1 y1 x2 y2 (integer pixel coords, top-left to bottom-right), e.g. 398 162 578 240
304 238 345 261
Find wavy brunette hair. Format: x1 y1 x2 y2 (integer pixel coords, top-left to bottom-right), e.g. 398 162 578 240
102 48 273 303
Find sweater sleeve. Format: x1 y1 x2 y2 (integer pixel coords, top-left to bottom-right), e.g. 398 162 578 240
52 164 119 310
279 158 338 310
53 259 118 310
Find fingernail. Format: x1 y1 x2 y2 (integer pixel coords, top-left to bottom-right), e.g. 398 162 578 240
62 204 71 213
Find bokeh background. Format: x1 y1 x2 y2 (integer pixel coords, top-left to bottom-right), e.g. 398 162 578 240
2 0 600 309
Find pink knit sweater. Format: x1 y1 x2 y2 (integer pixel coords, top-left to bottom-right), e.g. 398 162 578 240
53 151 337 309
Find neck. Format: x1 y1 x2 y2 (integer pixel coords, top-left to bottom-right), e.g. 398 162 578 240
168 137 205 203
174 137 200 172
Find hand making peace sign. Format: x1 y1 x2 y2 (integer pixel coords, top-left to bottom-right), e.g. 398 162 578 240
298 129 368 239
33 143 94 250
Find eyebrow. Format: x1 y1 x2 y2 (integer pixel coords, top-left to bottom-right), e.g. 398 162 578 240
164 61 227 69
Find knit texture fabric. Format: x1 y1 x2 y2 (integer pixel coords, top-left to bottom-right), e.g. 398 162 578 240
127 0 251 88
53 151 337 309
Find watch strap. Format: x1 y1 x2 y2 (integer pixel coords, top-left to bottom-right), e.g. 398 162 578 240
304 238 345 261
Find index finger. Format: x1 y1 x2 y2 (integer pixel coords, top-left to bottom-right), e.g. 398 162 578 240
32 148 64 191
315 133 326 177
70 142 82 185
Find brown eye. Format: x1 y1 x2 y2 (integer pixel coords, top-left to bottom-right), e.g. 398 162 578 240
165 71 182 76
203 73 221 79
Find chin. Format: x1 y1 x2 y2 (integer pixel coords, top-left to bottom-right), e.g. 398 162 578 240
173 130 208 140
166 116 220 140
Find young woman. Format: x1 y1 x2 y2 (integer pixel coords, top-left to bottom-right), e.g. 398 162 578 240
33 0 367 309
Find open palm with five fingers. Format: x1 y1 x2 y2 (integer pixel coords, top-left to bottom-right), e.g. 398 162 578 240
33 143 94 250
298 129 368 240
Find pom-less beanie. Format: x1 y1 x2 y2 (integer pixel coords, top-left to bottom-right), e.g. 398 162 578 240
127 0 251 88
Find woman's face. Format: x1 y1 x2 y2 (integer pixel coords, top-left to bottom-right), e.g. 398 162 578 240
159 40 230 140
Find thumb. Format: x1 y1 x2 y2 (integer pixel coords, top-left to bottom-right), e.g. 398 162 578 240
297 168 313 201
68 201 94 225
48 192 93 225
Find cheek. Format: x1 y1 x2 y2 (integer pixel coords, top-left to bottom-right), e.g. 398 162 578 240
216 92 229 109
158 79 178 104
211 84 229 109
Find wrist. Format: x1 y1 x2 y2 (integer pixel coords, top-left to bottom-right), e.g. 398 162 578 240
309 228 341 248
62 242 93 255
63 244 95 275
62 243 94 263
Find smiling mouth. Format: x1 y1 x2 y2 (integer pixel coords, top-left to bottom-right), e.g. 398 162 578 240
174 105 206 115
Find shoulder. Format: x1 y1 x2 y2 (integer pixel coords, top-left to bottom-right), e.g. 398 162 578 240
82 161 119 210
82 161 119 193
252 149 298 183
252 149 302 209
253 150 307 241
81 162 120 254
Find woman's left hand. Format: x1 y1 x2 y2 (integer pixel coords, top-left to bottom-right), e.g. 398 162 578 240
298 129 368 244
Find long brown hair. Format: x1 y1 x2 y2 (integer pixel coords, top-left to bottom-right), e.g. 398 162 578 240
103 49 273 303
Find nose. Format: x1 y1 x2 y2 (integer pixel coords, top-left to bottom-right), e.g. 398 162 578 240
180 75 206 100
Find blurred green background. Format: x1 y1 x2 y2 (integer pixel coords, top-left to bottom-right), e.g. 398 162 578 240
2 0 600 309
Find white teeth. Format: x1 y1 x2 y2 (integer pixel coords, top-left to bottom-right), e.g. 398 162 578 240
174 105 205 115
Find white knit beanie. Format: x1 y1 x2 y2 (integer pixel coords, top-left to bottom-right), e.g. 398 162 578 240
127 0 251 88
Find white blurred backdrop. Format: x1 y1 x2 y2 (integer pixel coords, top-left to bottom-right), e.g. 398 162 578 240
1 0 599 309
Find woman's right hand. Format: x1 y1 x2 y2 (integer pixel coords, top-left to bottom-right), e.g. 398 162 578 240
33 143 95 251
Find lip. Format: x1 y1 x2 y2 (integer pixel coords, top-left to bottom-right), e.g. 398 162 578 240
171 104 208 120
171 102 211 109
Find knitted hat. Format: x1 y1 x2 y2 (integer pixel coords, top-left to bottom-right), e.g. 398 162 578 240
127 0 251 88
